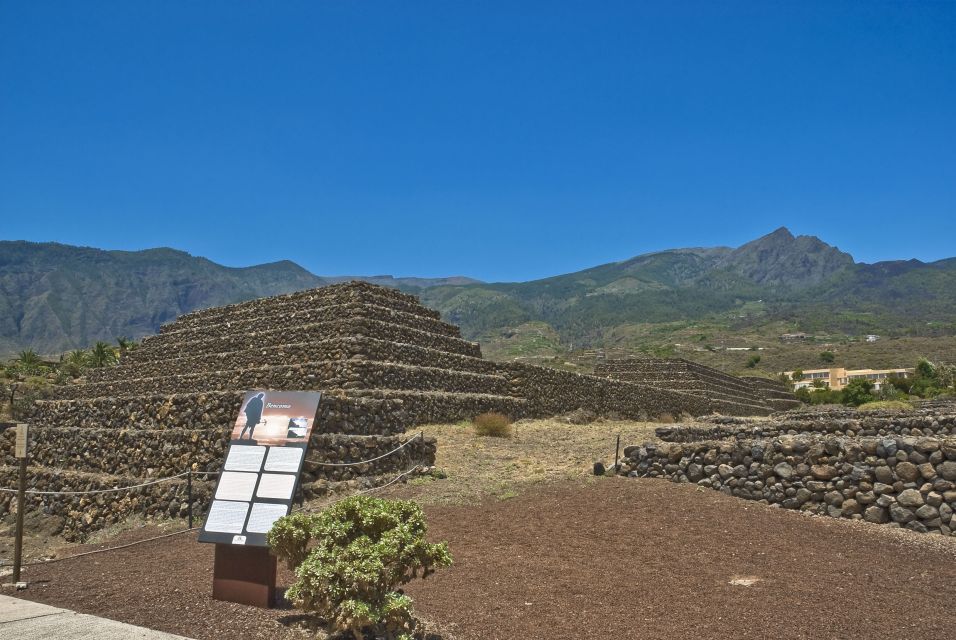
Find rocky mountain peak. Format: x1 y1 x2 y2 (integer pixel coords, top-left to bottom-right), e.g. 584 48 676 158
717 227 855 288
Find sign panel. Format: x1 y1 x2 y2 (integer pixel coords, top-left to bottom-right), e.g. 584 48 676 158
199 390 322 546
15 423 29 459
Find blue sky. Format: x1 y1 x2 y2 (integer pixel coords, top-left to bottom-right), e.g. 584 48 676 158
1 1 953 282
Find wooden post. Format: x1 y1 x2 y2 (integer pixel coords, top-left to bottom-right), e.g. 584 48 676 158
613 433 621 472
13 423 29 584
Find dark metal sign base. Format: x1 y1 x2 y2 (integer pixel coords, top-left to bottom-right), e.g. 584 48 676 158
212 544 277 608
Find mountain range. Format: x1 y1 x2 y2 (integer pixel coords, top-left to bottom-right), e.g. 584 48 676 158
1 228 954 358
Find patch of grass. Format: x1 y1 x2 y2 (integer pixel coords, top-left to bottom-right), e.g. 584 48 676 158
472 412 513 438
858 400 914 412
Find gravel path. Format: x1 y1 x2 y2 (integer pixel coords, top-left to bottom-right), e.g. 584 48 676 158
11 477 956 639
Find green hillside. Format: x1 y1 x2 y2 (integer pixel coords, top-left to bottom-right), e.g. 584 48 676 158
2 229 955 367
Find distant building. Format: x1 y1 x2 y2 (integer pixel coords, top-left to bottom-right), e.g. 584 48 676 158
780 333 809 341
783 367 913 391
865 334 880 342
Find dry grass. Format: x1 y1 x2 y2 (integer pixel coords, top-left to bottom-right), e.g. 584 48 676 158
472 412 513 437
387 418 663 505
858 400 915 412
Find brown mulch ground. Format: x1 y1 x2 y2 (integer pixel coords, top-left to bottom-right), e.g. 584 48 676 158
11 478 956 639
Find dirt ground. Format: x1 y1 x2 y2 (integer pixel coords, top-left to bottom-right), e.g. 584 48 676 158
6 418 956 639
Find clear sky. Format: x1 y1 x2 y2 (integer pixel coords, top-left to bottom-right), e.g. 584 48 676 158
1 1 953 282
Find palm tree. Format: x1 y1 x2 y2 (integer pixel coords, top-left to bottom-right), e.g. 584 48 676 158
88 341 118 368
15 350 44 375
116 336 136 354
63 349 89 378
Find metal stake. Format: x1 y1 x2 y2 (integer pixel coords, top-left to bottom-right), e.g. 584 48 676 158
614 434 621 473
187 469 193 529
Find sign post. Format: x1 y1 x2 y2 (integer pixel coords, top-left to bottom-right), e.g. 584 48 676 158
198 390 322 607
1 422 28 587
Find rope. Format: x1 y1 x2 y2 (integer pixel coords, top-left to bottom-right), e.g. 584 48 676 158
0 470 223 496
0 527 199 569
305 433 423 467
0 472 190 496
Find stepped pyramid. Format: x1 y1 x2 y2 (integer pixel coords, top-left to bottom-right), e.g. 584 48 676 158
595 358 800 413
3 282 793 539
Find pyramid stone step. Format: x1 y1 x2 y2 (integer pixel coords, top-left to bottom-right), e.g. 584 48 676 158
174 281 439 329
126 317 482 364
91 335 498 384
55 360 513 400
144 301 460 350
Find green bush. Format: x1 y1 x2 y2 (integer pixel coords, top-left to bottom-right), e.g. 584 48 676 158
472 412 512 437
841 378 875 407
268 496 451 640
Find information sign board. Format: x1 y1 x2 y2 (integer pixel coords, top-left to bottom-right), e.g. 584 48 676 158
15 423 29 459
199 390 322 546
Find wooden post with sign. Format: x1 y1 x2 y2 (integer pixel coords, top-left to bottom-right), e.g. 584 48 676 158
1 422 28 587
13 423 28 584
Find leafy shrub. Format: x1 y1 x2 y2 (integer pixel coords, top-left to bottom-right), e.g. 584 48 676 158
745 354 761 368
841 378 875 407
268 496 451 640
472 412 512 437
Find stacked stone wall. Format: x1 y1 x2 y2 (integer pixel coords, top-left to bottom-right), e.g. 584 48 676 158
141 301 461 351
91 336 498 383
174 281 434 328
501 362 718 418
620 402 956 536
57 360 511 400
620 433 956 536
0 467 209 541
126 317 482 364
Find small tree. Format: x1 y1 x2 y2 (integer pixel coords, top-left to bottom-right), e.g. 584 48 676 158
842 378 875 407
745 354 761 368
269 496 452 640
819 351 835 364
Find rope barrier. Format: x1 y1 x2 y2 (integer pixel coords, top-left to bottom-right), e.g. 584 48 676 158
0 472 190 496
0 527 199 569
1 460 426 569
305 432 423 467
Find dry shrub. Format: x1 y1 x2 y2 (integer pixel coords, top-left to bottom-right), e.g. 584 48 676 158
472 412 513 438
655 412 675 424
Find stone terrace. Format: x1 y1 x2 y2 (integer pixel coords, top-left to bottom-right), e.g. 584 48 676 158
595 358 799 414
4 282 788 538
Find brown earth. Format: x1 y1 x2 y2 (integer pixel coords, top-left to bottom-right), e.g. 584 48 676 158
9 477 956 640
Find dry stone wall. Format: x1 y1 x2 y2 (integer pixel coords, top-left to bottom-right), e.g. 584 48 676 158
126 317 482 364
620 403 956 536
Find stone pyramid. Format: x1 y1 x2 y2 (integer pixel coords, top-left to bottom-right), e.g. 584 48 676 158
3 282 794 538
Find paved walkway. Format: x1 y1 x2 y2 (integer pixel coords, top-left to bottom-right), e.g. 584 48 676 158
0 593 193 639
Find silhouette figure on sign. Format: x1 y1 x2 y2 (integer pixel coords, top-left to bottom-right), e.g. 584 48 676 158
239 392 265 441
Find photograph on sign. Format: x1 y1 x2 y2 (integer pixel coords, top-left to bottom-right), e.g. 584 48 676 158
255 473 297 500
230 390 322 447
205 500 250 533
245 502 290 533
224 445 266 472
215 471 259 501
263 446 303 473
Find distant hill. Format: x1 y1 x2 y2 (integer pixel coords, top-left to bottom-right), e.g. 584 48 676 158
416 227 956 348
2 229 955 358
0 241 475 356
